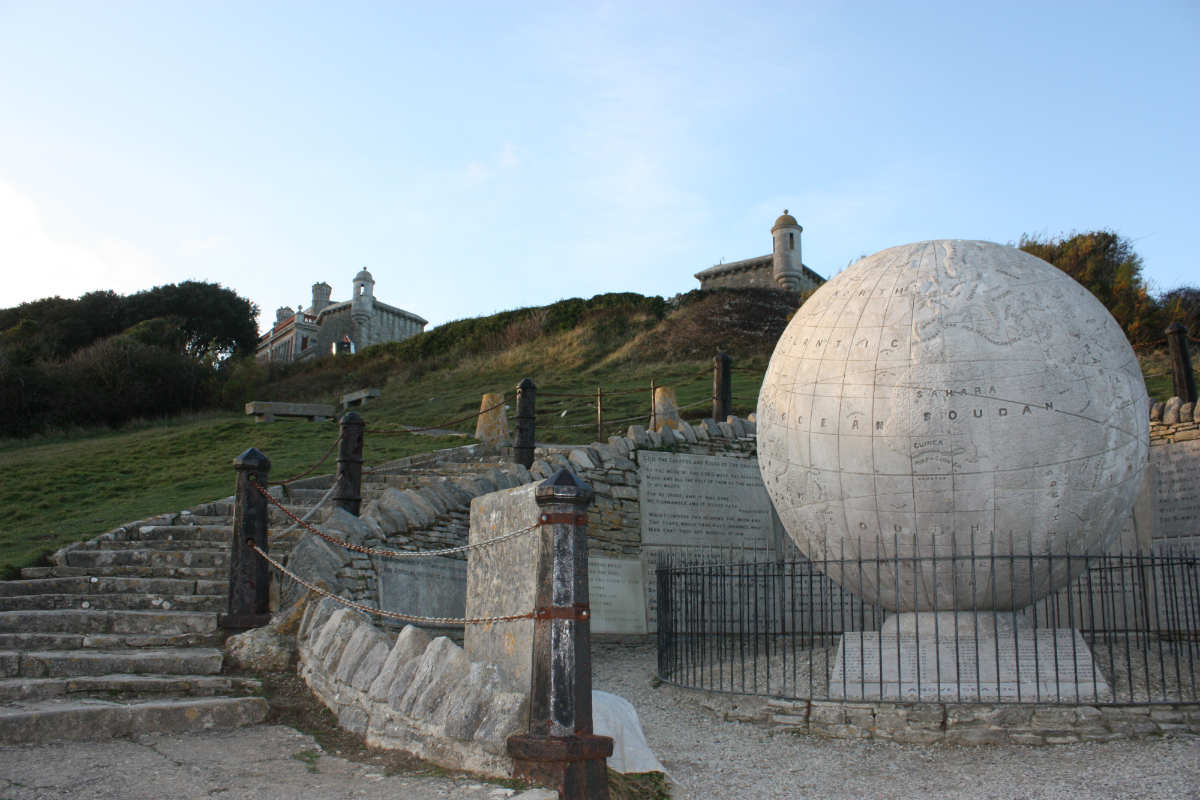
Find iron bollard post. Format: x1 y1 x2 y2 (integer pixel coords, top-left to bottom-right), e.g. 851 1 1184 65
713 351 732 422
333 412 365 516
515 378 537 469
1166 322 1197 405
222 448 272 630
508 469 611 799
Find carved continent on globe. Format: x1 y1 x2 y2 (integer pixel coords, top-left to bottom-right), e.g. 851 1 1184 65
756 240 1148 611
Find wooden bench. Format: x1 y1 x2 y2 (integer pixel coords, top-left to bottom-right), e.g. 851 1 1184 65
341 387 382 410
245 401 336 423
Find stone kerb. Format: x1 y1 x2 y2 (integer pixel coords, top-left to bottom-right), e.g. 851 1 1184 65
296 597 527 777
761 698 1200 744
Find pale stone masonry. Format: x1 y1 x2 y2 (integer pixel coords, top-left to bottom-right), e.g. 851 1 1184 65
694 211 825 293
256 268 426 363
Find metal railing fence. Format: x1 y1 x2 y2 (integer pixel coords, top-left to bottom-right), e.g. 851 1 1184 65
656 547 1200 705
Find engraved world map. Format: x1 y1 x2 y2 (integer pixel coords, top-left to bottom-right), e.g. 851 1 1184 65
756 240 1149 611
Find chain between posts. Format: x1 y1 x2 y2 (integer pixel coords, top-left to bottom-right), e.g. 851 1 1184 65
250 476 541 558
270 478 341 540
268 434 342 486
250 544 535 625
370 399 507 436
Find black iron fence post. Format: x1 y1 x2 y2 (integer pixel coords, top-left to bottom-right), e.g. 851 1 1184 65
515 378 537 469
333 411 365 516
508 469 611 799
1166 322 1197 404
713 351 732 421
222 447 272 630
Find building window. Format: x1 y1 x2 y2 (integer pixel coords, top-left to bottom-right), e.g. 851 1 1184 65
788 233 795 250
301 336 308 350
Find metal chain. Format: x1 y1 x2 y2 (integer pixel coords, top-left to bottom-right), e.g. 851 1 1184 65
371 398 507 436
271 478 341 540
268 433 342 486
251 477 542 558
251 544 534 625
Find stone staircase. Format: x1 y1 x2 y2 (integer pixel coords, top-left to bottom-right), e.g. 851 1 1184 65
0 498 311 743
0 443 534 745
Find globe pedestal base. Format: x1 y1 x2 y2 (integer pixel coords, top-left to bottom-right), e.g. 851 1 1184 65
828 612 1112 702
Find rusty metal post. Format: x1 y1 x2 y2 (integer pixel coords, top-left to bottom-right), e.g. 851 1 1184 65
1166 322 1197 404
333 412 365 516
222 448 272 630
713 351 732 422
508 469 611 799
515 378 537 468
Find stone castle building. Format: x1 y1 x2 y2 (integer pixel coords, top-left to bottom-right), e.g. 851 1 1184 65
255 268 427 363
694 211 825 293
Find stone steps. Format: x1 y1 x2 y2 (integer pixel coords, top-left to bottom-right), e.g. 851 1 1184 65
0 630 225 650
62 548 229 569
111 524 234 543
0 696 267 744
21 564 225 579
0 609 217 636
0 593 223 612
0 646 224 678
0 576 225 597
0 673 261 702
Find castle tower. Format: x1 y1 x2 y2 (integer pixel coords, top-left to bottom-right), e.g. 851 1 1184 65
771 210 804 292
310 282 332 315
350 267 375 351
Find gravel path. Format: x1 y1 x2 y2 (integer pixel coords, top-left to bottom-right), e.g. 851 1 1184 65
0 642 1195 799
591 641 1200 800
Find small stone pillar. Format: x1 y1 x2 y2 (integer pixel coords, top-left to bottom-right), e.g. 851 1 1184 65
333 412 364 516
223 448 272 630
507 469 611 799
475 393 510 449
713 352 732 422
514 379 537 469
650 386 682 431
1166 322 1197 405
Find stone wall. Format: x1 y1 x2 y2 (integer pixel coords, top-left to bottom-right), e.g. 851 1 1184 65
288 417 762 618
761 698 1200 744
296 597 526 778
1150 394 1198 444
527 416 760 559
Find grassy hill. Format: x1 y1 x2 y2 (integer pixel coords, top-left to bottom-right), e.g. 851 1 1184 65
0 290 792 575
0 286 1190 576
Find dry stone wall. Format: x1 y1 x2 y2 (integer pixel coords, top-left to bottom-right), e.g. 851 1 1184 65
527 416 760 559
1150 394 1199 444
289 417 762 621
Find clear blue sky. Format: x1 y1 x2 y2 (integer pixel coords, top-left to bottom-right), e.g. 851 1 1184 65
2 1 1196 334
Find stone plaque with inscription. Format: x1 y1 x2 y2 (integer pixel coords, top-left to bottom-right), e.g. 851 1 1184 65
589 556 647 635
377 556 467 623
1151 439 1200 544
638 451 786 631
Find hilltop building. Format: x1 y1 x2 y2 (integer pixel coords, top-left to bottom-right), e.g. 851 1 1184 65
694 211 824 293
256 268 427 363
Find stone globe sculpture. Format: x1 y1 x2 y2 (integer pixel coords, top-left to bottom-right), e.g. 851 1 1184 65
756 240 1148 611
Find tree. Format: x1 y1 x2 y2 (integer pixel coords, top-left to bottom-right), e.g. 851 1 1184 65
1018 230 1162 346
1160 286 1200 340
125 281 259 363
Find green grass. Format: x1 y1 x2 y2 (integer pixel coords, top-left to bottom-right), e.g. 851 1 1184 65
0 412 461 575
1 286 1188 578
